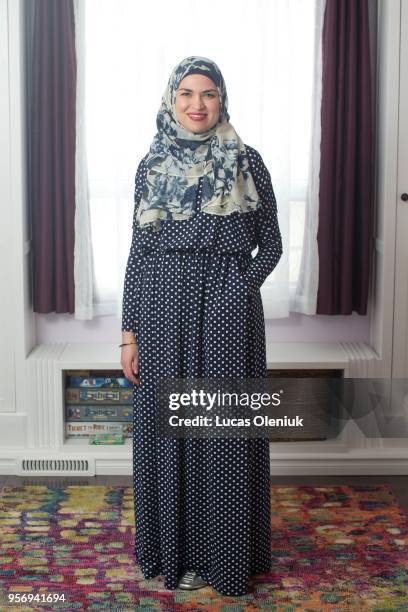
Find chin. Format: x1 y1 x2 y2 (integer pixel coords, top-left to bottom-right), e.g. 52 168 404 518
189 122 214 133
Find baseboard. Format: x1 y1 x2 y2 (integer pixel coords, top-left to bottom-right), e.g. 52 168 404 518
0 448 407 476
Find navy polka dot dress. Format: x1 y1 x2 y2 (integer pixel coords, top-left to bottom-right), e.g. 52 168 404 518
122 144 283 596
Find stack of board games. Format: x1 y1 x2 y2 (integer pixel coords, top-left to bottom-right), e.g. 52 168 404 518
65 370 133 439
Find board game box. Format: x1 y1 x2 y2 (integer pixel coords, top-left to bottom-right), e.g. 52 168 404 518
66 405 133 422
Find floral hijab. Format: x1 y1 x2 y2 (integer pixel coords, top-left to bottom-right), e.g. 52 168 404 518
136 56 260 230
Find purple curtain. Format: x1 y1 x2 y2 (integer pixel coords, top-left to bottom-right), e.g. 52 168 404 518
29 0 76 314
317 0 374 315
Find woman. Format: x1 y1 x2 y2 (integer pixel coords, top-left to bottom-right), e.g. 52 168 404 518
121 56 282 597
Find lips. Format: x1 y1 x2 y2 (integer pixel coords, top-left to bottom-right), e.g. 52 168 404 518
188 114 207 121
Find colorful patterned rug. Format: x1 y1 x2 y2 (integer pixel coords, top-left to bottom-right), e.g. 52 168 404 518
0 484 407 611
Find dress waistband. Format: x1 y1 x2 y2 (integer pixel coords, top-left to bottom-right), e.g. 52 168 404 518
144 248 251 257
143 249 252 261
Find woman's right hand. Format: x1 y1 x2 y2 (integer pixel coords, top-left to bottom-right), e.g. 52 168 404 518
121 343 140 385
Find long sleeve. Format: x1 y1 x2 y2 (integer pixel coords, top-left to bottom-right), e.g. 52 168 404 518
243 146 283 292
121 157 148 332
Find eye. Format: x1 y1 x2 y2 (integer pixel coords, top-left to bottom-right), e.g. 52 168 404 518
178 92 216 98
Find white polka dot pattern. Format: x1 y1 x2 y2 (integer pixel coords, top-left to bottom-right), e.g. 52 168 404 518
121 145 283 596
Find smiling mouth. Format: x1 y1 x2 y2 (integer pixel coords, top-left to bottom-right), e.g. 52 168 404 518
188 114 207 120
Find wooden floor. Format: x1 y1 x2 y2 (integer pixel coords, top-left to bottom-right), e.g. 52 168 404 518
1 475 407 513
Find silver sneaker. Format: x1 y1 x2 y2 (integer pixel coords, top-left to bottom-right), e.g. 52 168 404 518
178 570 208 590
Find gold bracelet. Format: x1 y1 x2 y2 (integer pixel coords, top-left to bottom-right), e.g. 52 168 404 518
119 341 137 348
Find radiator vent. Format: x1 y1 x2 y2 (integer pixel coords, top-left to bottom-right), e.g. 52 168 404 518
18 458 95 476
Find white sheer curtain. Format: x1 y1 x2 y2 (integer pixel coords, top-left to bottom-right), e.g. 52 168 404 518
74 0 324 321
73 0 94 320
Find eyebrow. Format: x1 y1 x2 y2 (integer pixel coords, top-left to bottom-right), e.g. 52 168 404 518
177 88 218 93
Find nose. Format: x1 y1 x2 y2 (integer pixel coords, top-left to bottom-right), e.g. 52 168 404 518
190 94 206 111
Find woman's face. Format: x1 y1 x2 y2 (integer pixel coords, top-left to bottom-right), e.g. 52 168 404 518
175 74 220 133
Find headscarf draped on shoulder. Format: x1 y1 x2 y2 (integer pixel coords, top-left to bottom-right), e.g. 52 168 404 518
136 55 260 231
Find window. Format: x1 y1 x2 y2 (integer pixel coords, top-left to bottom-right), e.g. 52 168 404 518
82 0 319 318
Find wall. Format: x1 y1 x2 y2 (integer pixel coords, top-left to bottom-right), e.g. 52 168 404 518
1 0 404 474
36 312 371 344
